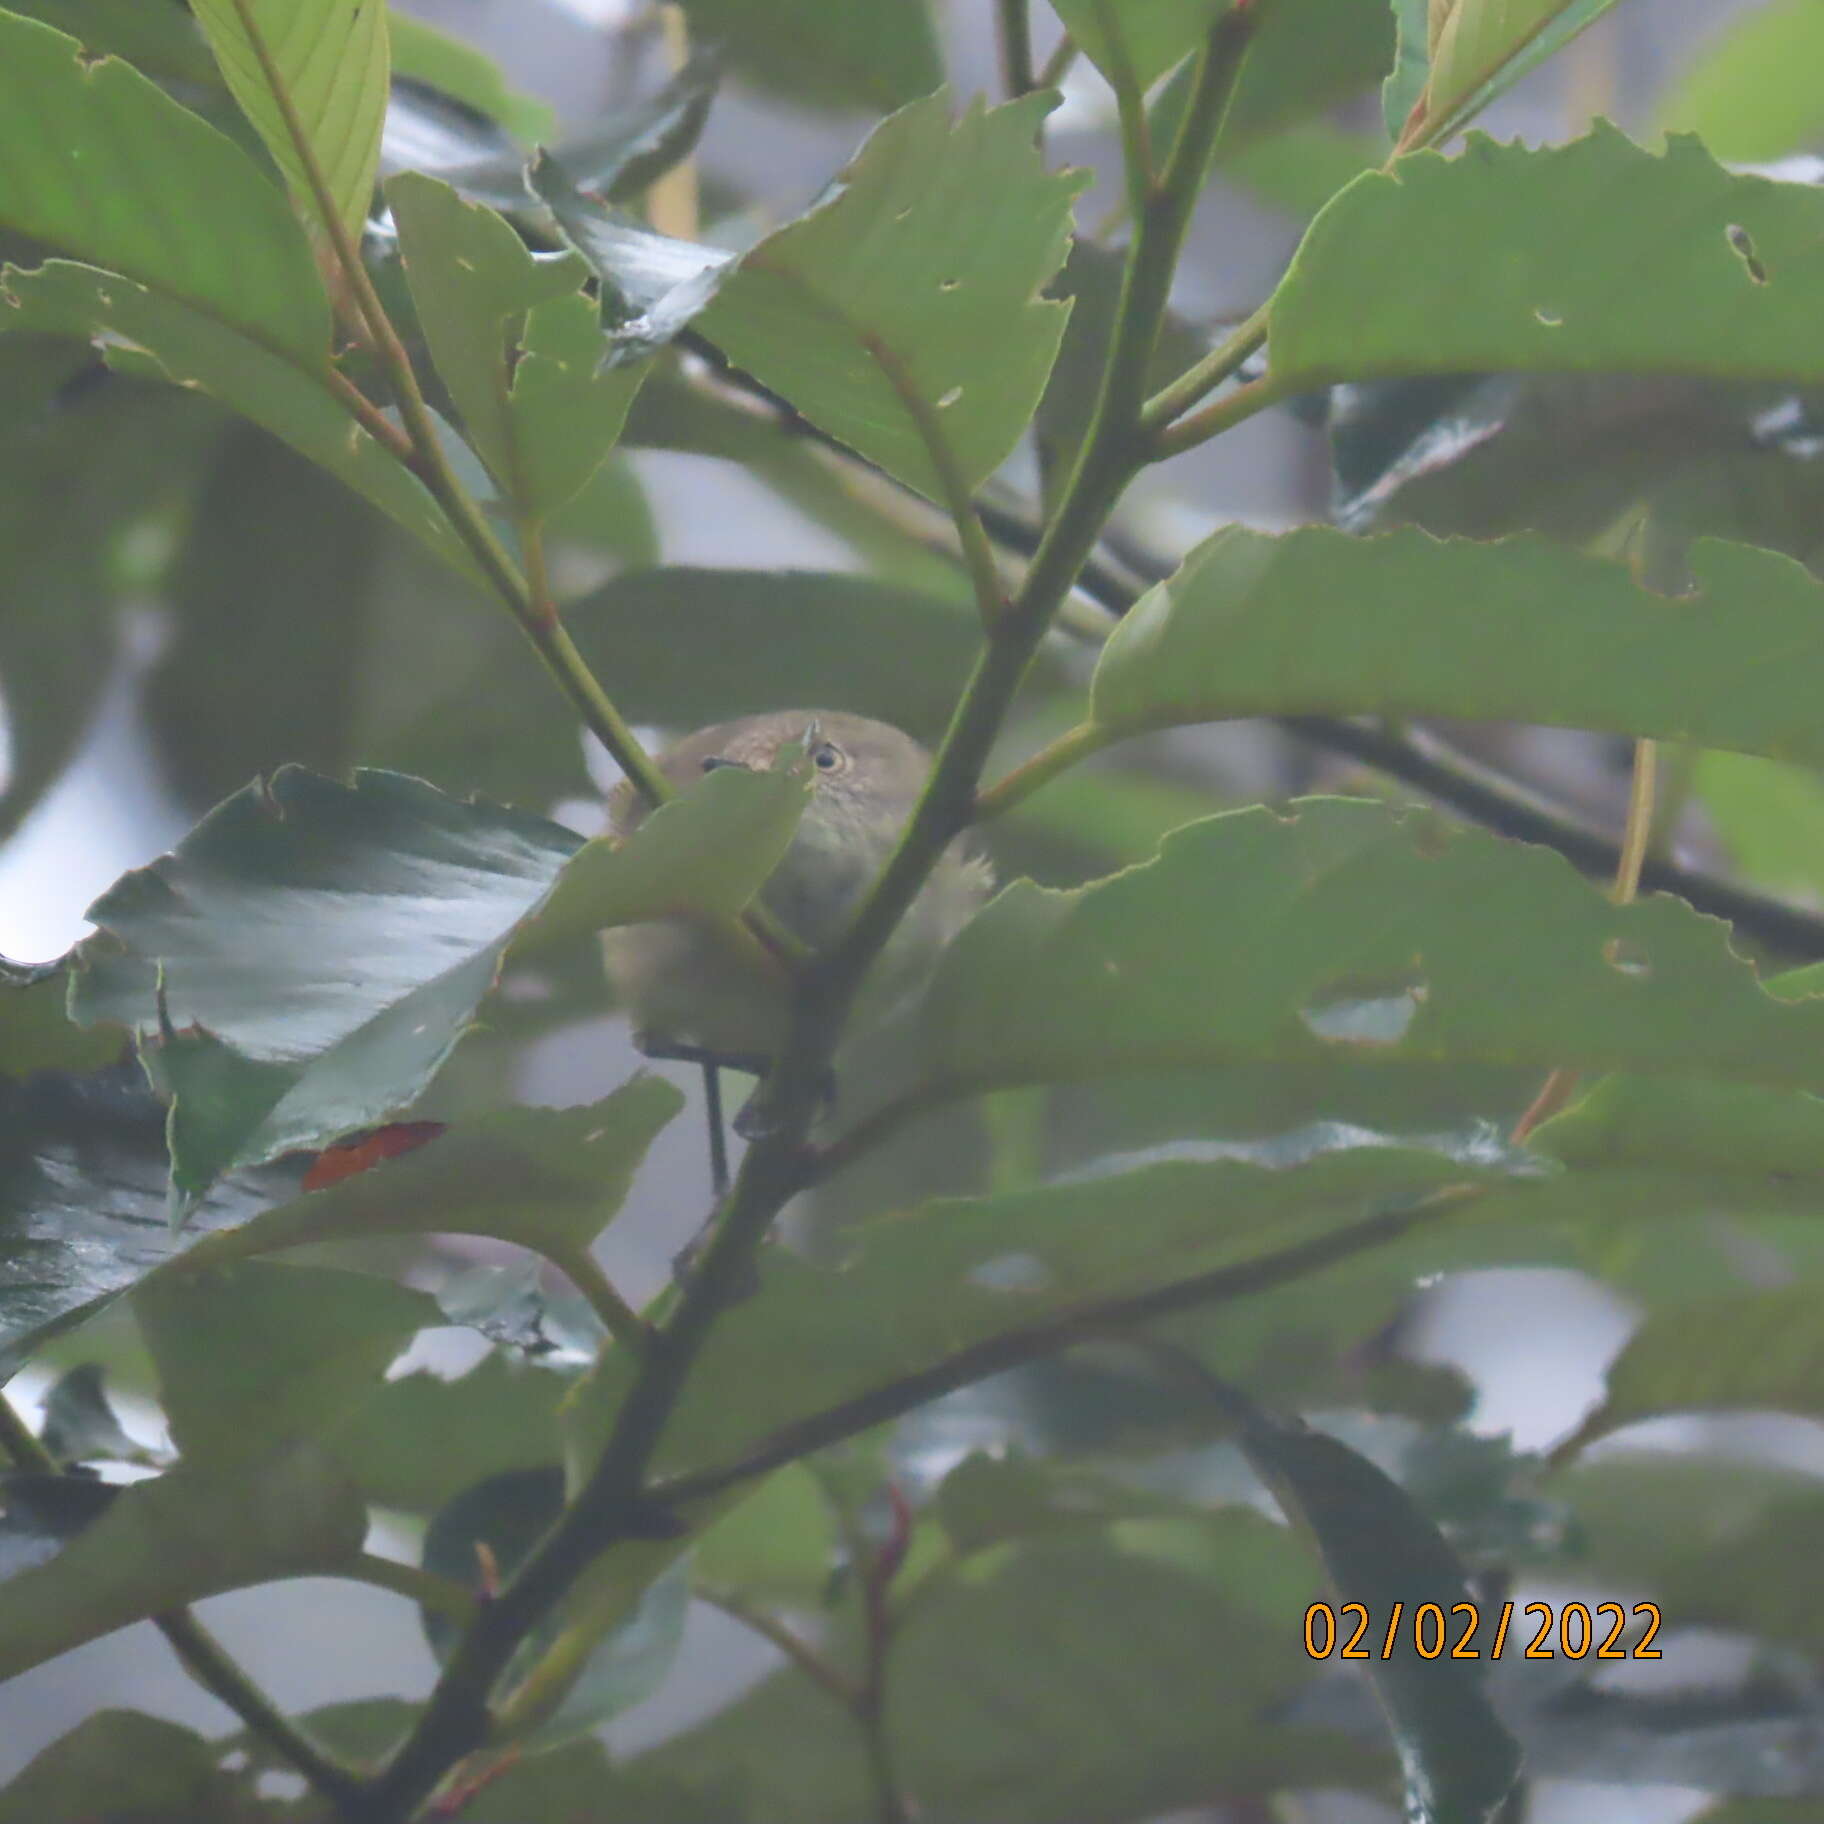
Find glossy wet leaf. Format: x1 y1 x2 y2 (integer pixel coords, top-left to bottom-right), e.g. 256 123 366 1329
390 173 643 521
0 1441 366 1681
71 768 580 1191
1272 127 1824 391
1237 1403 1521 1822
679 0 940 114
0 1067 279 1382
915 798 1824 1101
135 1260 439 1467
1090 525 1824 768
697 92 1085 501
190 0 390 247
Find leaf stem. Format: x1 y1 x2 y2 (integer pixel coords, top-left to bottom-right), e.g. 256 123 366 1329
221 0 673 811
546 1240 651 1355
349 1552 479 1628
1092 0 1156 207
972 721 1110 820
0 1387 364 1812
1138 300 1270 435
1147 368 1285 457
698 1586 860 1705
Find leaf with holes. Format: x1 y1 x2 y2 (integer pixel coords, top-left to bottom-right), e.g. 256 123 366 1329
1271 128 1824 392
913 797 1824 1100
190 0 389 247
695 91 1086 502
1089 525 1824 769
390 173 644 521
0 1442 366 1682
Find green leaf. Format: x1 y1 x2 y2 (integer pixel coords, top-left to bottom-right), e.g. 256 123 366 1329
562 568 983 744
1237 1405 1521 1822
697 92 1086 501
1562 1281 1824 1454
388 9 554 145
135 1260 439 1466
190 0 390 247
1 259 476 581
1214 0 1394 155
0 967 124 1080
389 173 643 521
915 798 1824 1099
0 1441 366 1682
327 1350 571 1514
0 0 222 88
0 1712 247 1824
1404 0 1626 148
1270 126 1824 391
171 1084 681 1279
1050 0 1224 92
627 1512 1377 1820
70 769 580 1190
679 0 940 114
569 1126 1527 1481
1221 121 1381 223
0 1069 278 1382
1383 0 1428 139
1090 524 1824 769
1652 0 1824 162
0 11 326 355
1696 750 1824 904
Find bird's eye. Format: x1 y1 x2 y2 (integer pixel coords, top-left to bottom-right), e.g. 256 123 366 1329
812 742 842 771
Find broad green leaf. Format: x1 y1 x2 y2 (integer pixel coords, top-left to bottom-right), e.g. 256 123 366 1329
0 0 221 88
625 1513 1378 1820
679 0 940 114
389 173 643 521
1 260 475 580
1051 0 1223 92
135 1260 439 1466
568 1127 1527 1481
1271 127 1824 391
1561 1282 1824 1454
0 12 325 355
1652 0 1824 163
562 568 983 744
1238 1407 1521 1823
1697 750 1824 904
327 1350 571 1514
0 1441 366 1681
1090 525 1824 769
0 1712 246 1824
70 768 581 1190
1403 0 1626 149
915 798 1824 1099
1213 0 1394 155
697 92 1086 502
1221 121 1380 222
190 0 390 247
389 10 554 145
171 1084 681 1278
0 1068 278 1382
0 967 123 1080
1383 0 1428 139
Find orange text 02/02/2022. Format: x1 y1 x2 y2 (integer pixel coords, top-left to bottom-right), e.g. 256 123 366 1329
1303 1600 1663 1662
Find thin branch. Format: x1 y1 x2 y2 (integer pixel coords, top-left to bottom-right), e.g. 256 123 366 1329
0 1388 363 1813
863 333 1008 631
652 1184 1484 1514
973 721 1111 821
1139 300 1270 434
1147 369 1286 458
698 1587 859 1705
545 1240 651 1356
348 1552 479 1628
1092 0 1156 206
1037 31 1080 90
996 0 1037 97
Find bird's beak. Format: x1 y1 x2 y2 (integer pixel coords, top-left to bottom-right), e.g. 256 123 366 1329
701 754 750 773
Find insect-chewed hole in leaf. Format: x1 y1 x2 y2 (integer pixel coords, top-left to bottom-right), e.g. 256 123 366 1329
1533 305 1564 327
939 277 960 291
967 1251 1052 1294
936 385 963 409
1726 223 1769 284
1299 966 1428 1046
1602 936 1652 978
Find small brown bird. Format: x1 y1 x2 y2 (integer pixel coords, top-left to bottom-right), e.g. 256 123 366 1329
603 710 992 1181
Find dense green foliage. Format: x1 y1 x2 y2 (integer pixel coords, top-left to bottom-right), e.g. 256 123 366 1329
6 1 1824 1820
